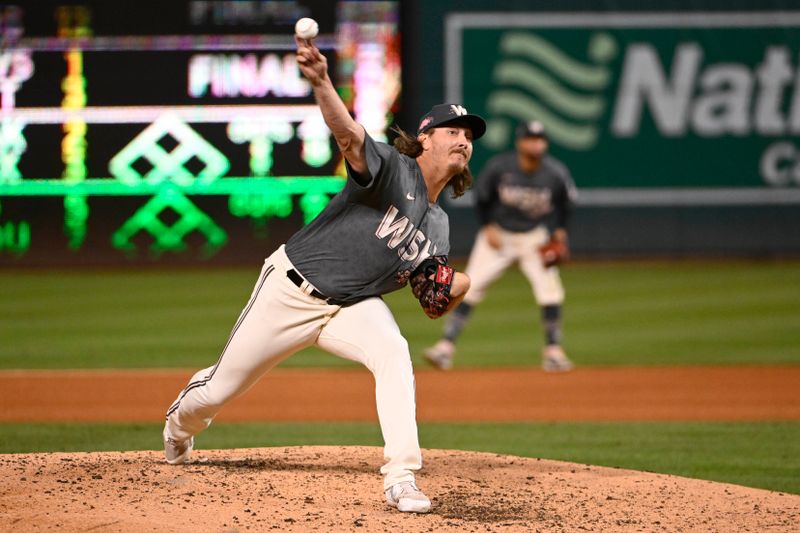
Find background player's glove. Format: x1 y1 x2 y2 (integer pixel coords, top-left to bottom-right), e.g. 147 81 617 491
538 238 569 268
410 258 454 319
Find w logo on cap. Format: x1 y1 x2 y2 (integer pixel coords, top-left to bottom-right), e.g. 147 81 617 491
417 103 486 139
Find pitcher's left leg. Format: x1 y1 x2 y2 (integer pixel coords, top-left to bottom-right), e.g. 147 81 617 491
316 298 421 490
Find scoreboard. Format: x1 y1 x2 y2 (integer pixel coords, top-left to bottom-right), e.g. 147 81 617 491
0 1 401 264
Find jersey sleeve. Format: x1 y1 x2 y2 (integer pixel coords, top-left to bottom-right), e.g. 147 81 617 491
474 156 501 226
344 128 398 189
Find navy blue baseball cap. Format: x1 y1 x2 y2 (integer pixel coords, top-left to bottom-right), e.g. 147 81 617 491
516 120 548 140
417 103 486 140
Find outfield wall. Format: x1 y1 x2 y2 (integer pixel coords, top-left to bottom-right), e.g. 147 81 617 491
401 0 800 257
2 1 799 264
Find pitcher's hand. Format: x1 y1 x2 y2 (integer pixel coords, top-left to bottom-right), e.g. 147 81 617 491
295 35 328 86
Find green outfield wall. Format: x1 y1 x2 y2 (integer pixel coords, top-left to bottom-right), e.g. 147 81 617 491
402 1 800 256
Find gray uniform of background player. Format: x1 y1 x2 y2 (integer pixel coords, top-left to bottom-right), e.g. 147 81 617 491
164 131 450 493
426 143 577 369
476 152 575 234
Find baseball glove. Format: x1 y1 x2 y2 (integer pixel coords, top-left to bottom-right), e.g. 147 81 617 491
538 238 569 268
410 258 454 319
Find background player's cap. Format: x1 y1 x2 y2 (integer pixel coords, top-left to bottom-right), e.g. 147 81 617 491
417 103 487 140
516 120 548 140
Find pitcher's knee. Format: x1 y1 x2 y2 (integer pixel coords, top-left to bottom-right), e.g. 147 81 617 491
385 335 410 359
369 336 412 374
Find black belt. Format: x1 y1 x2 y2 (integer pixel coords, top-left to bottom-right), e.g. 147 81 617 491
286 269 347 306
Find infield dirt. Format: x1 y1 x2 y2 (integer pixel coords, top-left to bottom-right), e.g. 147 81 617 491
2 446 799 532
2 365 800 531
2 365 799 422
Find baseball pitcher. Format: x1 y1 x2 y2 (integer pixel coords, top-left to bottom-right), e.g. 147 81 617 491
162 34 485 514
424 120 577 372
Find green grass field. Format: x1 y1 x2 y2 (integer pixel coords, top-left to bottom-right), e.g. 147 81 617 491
2 261 799 369
2 421 798 495
2 261 799 494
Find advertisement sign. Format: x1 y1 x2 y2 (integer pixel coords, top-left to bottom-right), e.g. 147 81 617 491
446 12 800 205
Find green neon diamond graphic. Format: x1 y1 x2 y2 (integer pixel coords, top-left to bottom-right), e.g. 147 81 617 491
109 114 230 255
112 186 226 257
110 114 229 186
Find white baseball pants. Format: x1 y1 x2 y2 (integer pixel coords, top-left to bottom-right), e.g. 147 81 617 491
165 245 421 490
464 225 564 306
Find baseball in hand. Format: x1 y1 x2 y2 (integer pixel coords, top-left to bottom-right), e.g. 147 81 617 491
295 17 319 40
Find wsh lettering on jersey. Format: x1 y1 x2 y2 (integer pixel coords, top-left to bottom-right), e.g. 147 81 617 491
375 205 437 267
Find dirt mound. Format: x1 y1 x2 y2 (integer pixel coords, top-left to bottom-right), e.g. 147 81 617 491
1 446 798 532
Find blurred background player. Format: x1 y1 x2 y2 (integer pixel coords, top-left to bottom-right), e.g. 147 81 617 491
423 120 577 371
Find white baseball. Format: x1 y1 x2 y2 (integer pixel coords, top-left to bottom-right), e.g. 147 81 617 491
295 17 319 40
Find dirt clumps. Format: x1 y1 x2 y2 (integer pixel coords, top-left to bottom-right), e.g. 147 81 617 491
1 446 798 532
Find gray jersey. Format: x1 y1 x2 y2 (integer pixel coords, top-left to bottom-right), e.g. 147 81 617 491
285 132 450 304
475 152 577 233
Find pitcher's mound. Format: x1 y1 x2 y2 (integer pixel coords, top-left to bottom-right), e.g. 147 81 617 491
1 446 798 532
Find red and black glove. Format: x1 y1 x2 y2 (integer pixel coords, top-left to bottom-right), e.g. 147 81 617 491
410 258 454 319
538 238 569 268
